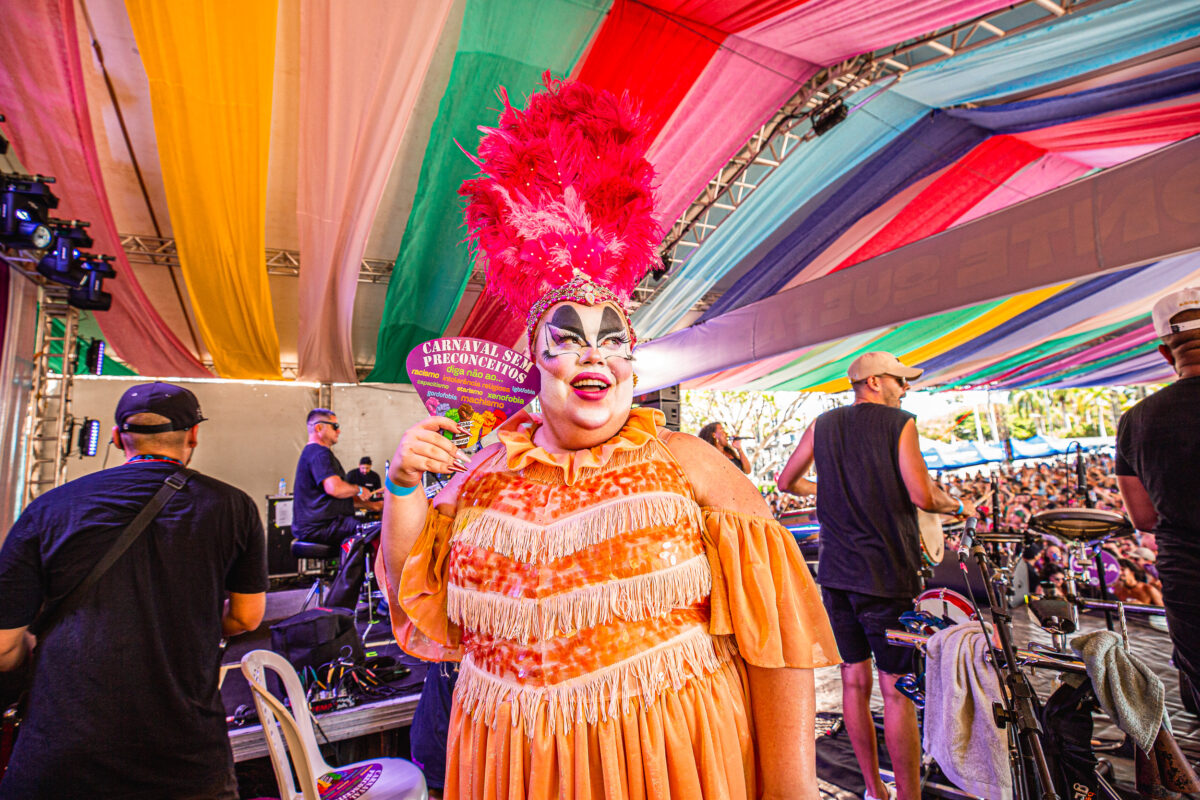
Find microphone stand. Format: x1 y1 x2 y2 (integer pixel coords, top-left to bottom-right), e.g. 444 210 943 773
959 518 1060 800
1067 442 1115 630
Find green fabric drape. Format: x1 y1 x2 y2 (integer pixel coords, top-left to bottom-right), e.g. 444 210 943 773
368 0 609 382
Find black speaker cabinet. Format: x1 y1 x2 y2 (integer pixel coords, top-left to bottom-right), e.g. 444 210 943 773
266 495 299 577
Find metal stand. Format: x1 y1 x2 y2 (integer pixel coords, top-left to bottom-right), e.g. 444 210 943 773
959 530 1060 800
21 287 79 507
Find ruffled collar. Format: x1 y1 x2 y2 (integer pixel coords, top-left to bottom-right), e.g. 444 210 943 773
498 407 664 485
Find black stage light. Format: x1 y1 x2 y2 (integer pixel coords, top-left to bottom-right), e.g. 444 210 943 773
77 417 101 457
85 338 106 375
37 220 93 285
68 255 116 312
0 113 7 156
811 98 847 137
0 173 58 250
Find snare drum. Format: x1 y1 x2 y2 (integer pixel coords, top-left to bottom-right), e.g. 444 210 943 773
917 509 945 565
915 587 977 625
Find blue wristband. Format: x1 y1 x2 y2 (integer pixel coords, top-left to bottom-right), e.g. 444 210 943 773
384 472 418 497
955 499 964 515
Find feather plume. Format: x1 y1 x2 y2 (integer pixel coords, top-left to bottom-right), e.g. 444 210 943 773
459 74 661 330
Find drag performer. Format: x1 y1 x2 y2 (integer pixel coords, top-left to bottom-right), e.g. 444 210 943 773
777 352 973 800
1116 287 1200 710
377 77 838 800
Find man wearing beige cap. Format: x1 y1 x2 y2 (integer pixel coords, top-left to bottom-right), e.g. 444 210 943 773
1115 287 1200 710
778 352 973 800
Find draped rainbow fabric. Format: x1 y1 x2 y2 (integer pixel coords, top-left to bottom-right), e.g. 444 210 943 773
456 0 815 349
368 0 608 383
295 0 454 382
640 0 1200 338
0 0 208 377
126 0 281 379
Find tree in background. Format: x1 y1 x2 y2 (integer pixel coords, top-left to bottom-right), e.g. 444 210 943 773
682 389 831 485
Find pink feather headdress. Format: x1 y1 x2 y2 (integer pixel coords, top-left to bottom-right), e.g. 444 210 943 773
459 74 661 347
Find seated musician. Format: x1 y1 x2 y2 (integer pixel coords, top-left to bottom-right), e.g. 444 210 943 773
292 409 382 546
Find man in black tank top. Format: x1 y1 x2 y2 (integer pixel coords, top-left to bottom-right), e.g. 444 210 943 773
778 352 974 800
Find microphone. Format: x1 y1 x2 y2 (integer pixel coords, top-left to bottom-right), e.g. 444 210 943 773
730 436 754 441
963 515 982 555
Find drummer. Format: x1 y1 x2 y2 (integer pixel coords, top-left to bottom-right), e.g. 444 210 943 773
778 352 974 800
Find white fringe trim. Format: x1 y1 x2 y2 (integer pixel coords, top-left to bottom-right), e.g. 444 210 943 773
447 554 712 641
455 625 736 732
453 492 703 563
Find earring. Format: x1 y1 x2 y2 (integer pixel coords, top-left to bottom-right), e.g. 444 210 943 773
632 374 639 387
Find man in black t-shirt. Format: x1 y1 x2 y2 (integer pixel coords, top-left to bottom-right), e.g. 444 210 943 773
345 456 382 495
292 409 381 545
778 353 973 800
1116 288 1200 709
0 382 267 800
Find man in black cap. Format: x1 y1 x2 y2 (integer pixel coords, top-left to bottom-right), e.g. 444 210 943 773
345 456 382 497
0 382 267 799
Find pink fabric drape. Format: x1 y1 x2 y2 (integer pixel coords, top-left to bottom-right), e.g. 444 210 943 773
1007 324 1156 384
0 0 209 377
950 153 1091 227
1014 100 1200 150
296 0 454 382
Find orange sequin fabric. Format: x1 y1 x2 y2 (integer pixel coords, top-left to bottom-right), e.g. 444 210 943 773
389 408 839 799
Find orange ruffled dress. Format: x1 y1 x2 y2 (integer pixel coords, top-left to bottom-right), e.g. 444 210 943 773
386 408 838 800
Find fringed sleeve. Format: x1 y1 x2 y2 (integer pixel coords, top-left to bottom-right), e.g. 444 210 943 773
376 507 463 661
700 507 840 669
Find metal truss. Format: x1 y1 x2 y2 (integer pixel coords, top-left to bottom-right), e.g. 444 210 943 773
635 0 1121 314
22 286 79 505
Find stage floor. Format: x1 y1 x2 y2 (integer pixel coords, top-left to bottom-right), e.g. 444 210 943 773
224 588 1198 798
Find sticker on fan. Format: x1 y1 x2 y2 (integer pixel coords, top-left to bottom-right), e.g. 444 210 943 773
317 762 382 798
407 337 541 449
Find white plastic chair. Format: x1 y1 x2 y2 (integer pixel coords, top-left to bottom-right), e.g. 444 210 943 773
240 649 427 800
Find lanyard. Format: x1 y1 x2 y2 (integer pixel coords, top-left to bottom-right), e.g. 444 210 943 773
126 454 184 466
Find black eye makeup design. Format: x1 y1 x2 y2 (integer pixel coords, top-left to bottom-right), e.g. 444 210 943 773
540 305 633 362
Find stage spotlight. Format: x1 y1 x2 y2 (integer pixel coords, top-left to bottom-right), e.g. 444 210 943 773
67 255 116 312
0 173 58 250
85 338 106 375
811 98 847 137
37 220 93 286
77 417 101 457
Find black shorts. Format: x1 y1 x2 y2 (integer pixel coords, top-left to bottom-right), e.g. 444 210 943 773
822 587 914 675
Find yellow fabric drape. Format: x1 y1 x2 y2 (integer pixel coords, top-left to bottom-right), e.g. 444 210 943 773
807 284 1068 394
126 0 282 379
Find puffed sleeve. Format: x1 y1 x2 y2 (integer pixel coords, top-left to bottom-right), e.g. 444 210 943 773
375 507 463 661
701 507 840 669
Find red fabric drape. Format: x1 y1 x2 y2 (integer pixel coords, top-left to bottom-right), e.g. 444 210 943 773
832 136 1045 273
1014 100 1200 150
0 0 209 376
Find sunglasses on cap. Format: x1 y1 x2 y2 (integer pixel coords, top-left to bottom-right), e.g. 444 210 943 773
315 421 340 431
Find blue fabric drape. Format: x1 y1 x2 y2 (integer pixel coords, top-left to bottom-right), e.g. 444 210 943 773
944 60 1200 134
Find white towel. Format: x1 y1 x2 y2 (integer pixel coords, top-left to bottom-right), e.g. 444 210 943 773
1070 630 1165 754
923 622 1012 800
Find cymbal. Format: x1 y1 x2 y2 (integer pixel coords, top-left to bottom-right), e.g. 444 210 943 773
1027 508 1132 542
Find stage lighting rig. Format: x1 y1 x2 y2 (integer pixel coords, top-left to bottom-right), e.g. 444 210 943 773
77 417 101 457
0 173 58 250
36 220 93 286
67 255 116 312
85 338 106 375
810 98 847 137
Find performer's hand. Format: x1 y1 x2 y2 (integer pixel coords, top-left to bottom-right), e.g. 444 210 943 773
390 416 468 488
957 497 977 518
